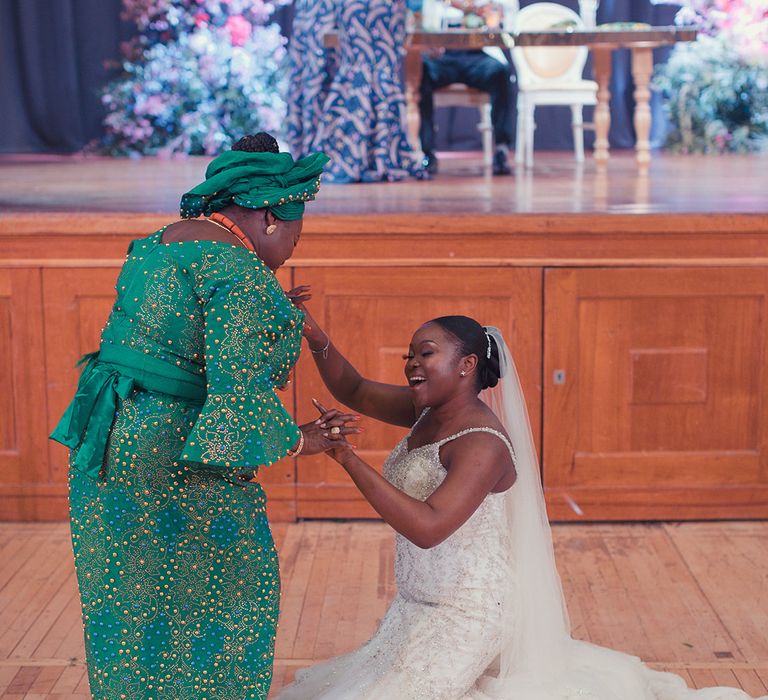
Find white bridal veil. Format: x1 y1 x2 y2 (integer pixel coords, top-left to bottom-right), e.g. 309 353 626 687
480 327 571 687
478 327 759 700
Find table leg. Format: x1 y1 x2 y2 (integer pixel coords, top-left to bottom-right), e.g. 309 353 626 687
631 46 653 170
404 46 424 157
591 47 612 167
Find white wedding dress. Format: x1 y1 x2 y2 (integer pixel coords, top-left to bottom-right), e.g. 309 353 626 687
275 329 762 700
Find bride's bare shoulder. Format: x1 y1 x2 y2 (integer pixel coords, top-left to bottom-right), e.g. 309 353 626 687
464 402 511 442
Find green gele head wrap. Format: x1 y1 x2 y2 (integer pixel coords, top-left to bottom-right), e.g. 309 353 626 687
180 150 330 221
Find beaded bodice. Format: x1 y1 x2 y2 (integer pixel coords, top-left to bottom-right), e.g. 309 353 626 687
382 425 515 607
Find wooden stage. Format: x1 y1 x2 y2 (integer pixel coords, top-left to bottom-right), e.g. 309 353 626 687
1 151 767 215
0 521 766 698
2 152 768 523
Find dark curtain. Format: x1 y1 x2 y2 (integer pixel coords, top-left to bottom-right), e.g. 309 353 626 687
0 0 128 153
0 0 678 154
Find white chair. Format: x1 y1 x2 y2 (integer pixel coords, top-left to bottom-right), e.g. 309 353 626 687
512 2 597 167
433 85 494 174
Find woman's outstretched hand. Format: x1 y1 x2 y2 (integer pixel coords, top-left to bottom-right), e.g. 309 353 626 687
285 285 325 346
286 285 312 309
286 285 314 333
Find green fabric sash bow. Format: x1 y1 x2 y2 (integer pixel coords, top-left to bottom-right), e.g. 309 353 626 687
180 150 330 221
50 345 207 480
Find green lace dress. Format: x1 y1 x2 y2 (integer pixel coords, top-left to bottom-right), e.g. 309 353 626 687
51 229 303 700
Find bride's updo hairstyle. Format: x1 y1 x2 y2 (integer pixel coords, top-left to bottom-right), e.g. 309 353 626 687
430 315 502 391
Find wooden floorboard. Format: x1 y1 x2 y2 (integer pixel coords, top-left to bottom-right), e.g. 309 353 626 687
663 522 768 665
0 522 766 698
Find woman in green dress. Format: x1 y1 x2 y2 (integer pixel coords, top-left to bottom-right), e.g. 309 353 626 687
51 133 358 700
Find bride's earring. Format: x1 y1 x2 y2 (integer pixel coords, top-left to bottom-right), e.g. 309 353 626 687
265 224 277 235
460 370 466 376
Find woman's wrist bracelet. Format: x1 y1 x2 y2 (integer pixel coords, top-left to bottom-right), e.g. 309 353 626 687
309 332 330 360
287 429 305 457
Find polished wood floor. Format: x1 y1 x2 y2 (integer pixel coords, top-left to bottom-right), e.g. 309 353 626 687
0 521 766 698
1 152 767 216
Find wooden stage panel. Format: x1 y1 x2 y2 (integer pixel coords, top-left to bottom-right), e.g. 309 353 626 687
543 267 768 520
41 267 122 520
5 263 298 522
0 522 766 698
0 269 51 522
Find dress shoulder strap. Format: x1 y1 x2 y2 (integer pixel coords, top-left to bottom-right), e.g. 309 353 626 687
408 407 430 436
435 427 516 465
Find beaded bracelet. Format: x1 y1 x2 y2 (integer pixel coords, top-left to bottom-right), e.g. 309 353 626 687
287 429 305 457
310 333 330 360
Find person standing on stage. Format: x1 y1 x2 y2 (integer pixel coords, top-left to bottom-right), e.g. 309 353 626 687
419 1 514 175
50 133 358 700
285 0 340 158
310 0 425 182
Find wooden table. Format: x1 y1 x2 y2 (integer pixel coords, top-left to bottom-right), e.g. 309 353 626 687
324 26 697 169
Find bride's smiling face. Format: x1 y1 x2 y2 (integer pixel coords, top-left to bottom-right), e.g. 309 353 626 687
403 323 474 409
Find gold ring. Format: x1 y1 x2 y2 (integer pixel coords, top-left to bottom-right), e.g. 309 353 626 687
330 426 341 435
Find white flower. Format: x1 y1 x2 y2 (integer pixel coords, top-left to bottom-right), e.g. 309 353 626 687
230 47 253 75
188 30 212 55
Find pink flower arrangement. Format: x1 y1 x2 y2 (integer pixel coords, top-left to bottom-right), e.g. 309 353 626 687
248 0 272 25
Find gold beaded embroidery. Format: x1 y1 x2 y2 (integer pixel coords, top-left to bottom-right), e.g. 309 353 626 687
68 229 302 699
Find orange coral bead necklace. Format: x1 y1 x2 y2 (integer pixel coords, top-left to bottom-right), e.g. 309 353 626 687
206 211 256 252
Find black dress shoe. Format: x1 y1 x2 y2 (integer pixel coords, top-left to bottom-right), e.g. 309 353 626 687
422 152 439 175
492 148 512 175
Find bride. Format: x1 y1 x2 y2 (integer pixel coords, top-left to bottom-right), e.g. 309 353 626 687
277 302 761 700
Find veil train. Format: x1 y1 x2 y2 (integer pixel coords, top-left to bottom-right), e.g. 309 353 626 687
477 327 760 700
